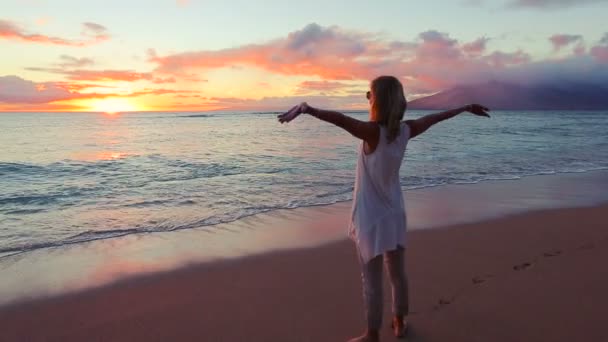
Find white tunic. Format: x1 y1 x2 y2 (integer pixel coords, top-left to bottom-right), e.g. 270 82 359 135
349 121 410 263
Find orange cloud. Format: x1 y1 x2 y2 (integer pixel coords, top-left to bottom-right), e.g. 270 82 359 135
0 19 109 46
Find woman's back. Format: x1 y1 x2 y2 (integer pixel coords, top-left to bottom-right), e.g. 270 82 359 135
350 122 411 262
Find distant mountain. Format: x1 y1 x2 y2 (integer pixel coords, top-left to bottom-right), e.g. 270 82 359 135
408 81 608 110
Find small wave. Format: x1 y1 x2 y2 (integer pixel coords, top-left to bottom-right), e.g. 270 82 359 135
178 114 215 118
5 208 46 215
0 162 45 176
0 194 63 206
0 228 143 257
123 199 172 208
251 111 283 115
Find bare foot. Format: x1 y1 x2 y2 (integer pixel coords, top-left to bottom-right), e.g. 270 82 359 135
392 317 409 338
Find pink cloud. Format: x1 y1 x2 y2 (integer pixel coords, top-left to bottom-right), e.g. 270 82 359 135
590 33 608 62
0 19 109 46
294 80 354 95
590 46 608 62
549 34 583 51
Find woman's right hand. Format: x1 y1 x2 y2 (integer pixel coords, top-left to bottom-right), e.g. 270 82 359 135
277 102 312 124
464 104 491 117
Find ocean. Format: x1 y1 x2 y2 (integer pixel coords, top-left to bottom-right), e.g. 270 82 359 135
1 110 607 257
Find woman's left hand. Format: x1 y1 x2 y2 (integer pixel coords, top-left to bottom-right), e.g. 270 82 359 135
278 102 311 123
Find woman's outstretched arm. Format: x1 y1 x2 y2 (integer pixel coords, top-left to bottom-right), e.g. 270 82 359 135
278 102 379 143
406 104 490 139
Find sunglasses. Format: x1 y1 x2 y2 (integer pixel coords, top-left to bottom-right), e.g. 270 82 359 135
366 91 371 100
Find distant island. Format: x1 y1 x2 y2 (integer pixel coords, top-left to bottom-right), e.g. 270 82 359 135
408 81 608 110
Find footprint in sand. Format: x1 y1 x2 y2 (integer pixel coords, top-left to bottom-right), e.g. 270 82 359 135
513 262 533 271
433 298 453 311
577 243 595 250
472 274 494 285
543 250 562 257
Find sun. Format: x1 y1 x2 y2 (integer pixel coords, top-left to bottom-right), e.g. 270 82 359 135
89 98 139 114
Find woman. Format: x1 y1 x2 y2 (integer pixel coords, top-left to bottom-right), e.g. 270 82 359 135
278 75 490 341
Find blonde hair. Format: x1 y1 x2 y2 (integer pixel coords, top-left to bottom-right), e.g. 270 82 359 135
370 76 407 143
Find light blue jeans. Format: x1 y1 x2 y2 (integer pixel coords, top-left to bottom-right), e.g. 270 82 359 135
358 245 409 330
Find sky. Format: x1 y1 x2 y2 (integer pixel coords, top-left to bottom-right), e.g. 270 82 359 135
1 0 608 112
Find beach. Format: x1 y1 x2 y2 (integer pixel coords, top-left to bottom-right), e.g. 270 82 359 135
1 204 606 341
2 1 608 340
1 170 607 341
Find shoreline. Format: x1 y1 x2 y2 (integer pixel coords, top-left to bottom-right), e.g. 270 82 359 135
1 170 607 306
2 168 607 260
1 203 607 341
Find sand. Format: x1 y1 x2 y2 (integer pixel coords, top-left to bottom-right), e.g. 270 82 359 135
1 204 607 342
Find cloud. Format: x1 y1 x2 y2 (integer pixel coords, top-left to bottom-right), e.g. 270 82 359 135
0 75 86 103
506 0 608 9
549 34 583 51
488 56 608 85
176 0 190 7
0 75 192 105
56 55 95 68
0 19 109 46
483 50 531 67
25 67 175 83
35 16 50 26
148 23 608 95
145 24 482 91
151 23 378 80
294 80 356 95
82 22 109 43
462 37 490 56
590 33 608 62
207 94 366 111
